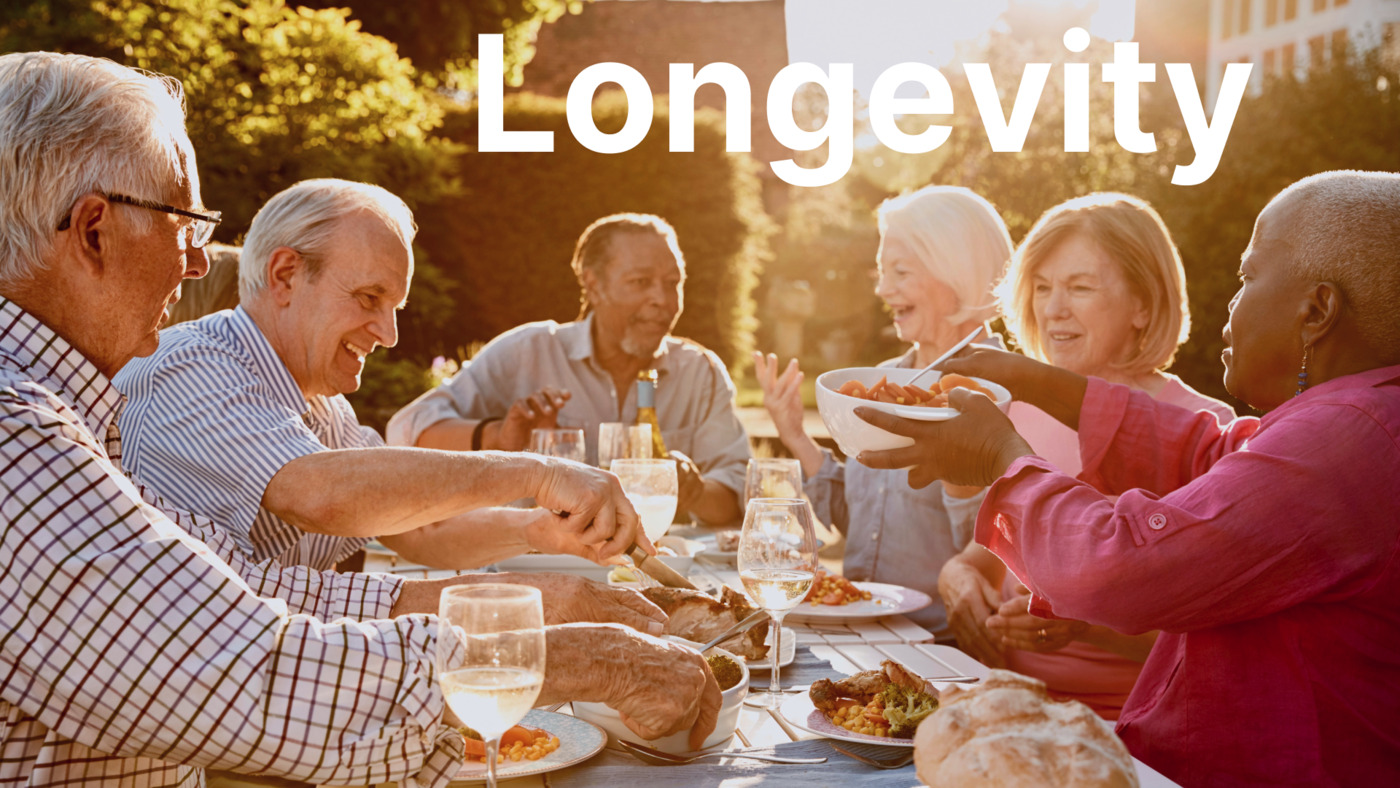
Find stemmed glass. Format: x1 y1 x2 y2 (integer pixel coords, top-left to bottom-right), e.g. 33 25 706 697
738 498 818 708
744 458 803 506
597 423 653 470
610 458 679 544
528 428 586 463
437 584 546 788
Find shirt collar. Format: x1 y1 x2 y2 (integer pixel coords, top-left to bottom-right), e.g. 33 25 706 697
562 313 674 377
226 306 312 416
0 297 125 438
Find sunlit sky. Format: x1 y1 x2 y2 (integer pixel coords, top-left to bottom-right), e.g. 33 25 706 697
784 0 1137 96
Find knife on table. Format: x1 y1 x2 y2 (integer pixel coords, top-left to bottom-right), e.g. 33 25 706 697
626 543 698 590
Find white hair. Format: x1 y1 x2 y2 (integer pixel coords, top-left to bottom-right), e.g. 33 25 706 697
0 52 193 285
1276 170 1400 360
876 185 1013 326
239 178 417 300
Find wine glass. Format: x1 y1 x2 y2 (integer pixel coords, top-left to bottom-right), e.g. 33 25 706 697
738 498 817 708
744 458 803 506
528 428 586 463
610 458 679 544
597 422 653 470
437 584 546 788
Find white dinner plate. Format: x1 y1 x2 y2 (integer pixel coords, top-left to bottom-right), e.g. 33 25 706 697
785 582 933 623
451 708 606 784
778 692 915 748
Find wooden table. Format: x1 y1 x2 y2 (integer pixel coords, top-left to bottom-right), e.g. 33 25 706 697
351 553 1179 787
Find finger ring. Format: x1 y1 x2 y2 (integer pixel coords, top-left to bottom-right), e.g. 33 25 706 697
1036 628 1048 644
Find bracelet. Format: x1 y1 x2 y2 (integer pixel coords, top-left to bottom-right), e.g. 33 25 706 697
471 417 502 451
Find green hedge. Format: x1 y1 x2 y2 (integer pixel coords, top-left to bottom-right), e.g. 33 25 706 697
398 92 771 372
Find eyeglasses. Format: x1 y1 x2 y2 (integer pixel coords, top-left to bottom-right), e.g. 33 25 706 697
57 193 222 249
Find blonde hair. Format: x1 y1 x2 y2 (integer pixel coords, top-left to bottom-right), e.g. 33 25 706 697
0 52 193 284
876 185 1013 326
1002 193 1190 375
165 243 241 327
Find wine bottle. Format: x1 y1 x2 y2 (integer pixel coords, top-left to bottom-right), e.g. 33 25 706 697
635 369 669 458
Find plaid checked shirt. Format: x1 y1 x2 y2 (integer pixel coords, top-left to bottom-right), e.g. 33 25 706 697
0 299 464 786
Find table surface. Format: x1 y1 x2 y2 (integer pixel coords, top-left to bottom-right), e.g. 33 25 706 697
355 551 1179 788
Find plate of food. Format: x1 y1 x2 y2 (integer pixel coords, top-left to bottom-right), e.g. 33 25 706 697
451 708 606 784
784 571 933 623
778 659 939 748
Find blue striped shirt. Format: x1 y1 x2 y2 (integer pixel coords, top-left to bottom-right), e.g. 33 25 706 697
114 307 375 570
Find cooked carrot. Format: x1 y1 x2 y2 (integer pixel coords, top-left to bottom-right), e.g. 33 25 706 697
837 379 868 398
462 725 546 758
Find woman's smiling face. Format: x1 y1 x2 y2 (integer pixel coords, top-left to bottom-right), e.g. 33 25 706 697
1030 233 1148 379
875 229 960 347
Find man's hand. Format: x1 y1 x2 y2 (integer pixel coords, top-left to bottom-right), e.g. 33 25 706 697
986 584 1088 653
543 624 722 751
854 388 1034 489
532 457 649 561
670 450 706 512
938 555 1006 668
492 572 667 634
495 387 571 451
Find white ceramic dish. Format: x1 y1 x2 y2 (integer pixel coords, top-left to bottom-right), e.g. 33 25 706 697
451 708 607 783
784 581 933 623
815 367 1011 458
571 645 749 753
778 692 915 748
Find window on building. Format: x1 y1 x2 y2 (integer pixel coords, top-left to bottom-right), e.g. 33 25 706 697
1264 48 1278 74
1284 0 1298 21
1224 0 1235 38
1313 0 1326 13
1241 0 1253 34
1267 0 1280 26
1332 29 1349 62
1309 35 1326 68
1281 42 1297 74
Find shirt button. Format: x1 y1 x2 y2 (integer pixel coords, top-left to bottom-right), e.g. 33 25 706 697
870 532 879 541
1148 513 1168 531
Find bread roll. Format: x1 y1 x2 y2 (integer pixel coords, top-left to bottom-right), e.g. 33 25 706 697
914 670 1138 788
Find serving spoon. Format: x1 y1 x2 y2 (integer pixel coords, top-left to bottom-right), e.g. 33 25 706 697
906 326 985 387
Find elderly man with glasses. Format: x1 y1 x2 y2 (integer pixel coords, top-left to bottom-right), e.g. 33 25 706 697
0 51 718 787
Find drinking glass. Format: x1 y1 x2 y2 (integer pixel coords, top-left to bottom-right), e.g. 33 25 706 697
528 428 586 463
738 498 817 708
744 458 803 506
437 584 546 788
610 458 679 544
597 422 653 469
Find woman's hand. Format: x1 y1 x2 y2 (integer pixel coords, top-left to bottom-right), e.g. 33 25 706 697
941 348 1088 431
855 388 1034 489
753 352 806 441
985 584 1088 653
938 554 1006 668
752 352 825 476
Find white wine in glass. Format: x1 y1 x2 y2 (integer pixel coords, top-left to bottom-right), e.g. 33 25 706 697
610 458 679 544
437 584 546 788
738 498 817 708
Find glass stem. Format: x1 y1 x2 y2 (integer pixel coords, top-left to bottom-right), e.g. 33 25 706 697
768 615 784 695
485 737 500 788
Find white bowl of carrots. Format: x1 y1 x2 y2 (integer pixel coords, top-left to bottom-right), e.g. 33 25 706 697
814 367 1012 457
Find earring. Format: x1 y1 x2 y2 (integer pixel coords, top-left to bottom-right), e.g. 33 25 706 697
1295 344 1312 397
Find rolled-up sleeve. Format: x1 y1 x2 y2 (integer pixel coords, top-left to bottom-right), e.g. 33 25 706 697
976 380 1398 635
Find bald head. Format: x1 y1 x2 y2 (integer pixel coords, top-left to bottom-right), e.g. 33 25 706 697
1271 171 1400 363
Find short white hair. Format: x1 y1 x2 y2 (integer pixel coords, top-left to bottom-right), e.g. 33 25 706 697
1276 170 1400 361
876 185 1013 326
0 52 193 284
239 178 417 300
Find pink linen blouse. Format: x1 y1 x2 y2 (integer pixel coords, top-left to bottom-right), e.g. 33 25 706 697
1001 377 1234 720
976 366 1400 787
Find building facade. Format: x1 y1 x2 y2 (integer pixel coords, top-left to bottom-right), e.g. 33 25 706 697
1208 0 1400 100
